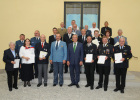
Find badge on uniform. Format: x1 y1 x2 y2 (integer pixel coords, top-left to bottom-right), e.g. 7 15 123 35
106 49 110 54
44 49 47 51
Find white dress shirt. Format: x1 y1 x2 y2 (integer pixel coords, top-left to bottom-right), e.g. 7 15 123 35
89 27 100 37
55 40 61 47
19 46 35 64
73 42 78 48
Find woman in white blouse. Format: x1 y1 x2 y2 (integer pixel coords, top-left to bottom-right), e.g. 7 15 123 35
19 38 35 87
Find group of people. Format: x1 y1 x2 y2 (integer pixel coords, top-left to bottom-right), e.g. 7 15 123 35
3 20 132 94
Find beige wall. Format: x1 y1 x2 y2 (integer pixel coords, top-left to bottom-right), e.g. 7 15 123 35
0 0 140 71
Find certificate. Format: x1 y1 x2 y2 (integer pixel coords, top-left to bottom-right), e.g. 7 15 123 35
85 54 93 63
39 51 47 58
114 53 123 63
92 39 99 47
97 56 106 64
14 59 20 68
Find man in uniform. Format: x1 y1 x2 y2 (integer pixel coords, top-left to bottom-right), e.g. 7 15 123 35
83 36 97 90
113 37 132 93
96 36 113 91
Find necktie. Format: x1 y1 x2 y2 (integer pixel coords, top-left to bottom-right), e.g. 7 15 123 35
73 43 76 53
42 43 43 48
56 41 58 50
82 36 84 42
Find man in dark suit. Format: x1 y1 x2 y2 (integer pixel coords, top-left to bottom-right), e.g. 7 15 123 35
15 34 25 78
85 25 92 37
67 34 83 88
96 36 114 91
63 27 73 73
35 34 50 87
78 29 88 45
101 21 112 37
92 30 102 74
113 37 132 93
30 30 41 78
3 42 20 91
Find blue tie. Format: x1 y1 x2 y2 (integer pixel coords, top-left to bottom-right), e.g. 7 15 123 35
56 41 58 50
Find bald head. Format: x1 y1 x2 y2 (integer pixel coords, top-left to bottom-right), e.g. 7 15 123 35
73 24 77 30
40 34 46 42
60 22 65 28
92 22 96 28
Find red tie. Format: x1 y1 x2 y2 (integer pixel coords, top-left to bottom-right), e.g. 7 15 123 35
42 43 43 48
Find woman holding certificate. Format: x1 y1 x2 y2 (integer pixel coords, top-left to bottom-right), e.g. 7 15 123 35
3 42 20 91
19 38 35 87
83 36 97 90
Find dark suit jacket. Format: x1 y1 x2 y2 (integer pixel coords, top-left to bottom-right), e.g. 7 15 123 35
114 45 132 68
3 49 20 71
98 44 114 66
35 42 50 64
67 42 83 65
108 37 114 45
92 37 102 44
101 27 112 37
86 30 92 37
63 33 73 46
78 35 88 45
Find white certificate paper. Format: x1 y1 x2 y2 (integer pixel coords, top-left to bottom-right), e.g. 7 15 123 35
14 59 20 68
39 51 47 58
97 56 106 64
114 53 123 63
85 54 93 63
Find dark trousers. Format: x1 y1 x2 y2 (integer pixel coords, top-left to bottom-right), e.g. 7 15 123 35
34 62 38 77
50 64 53 71
115 67 127 89
53 62 63 85
69 64 80 84
6 69 18 89
95 59 99 73
65 63 68 72
85 63 95 87
98 65 110 88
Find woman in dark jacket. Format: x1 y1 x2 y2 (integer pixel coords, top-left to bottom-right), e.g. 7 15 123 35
105 30 114 45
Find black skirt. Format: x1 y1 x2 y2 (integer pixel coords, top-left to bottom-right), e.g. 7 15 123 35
21 64 34 81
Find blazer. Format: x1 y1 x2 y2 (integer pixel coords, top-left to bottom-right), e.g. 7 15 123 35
114 45 132 68
101 27 112 37
108 37 114 45
15 40 25 51
78 35 88 45
86 30 92 37
30 37 41 47
72 30 81 36
63 33 73 46
57 28 67 38
114 36 128 45
3 49 20 71
35 42 50 64
67 42 83 65
50 41 67 62
98 44 114 66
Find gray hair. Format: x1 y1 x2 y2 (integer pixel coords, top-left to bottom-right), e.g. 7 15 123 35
72 34 78 38
118 29 123 33
9 42 15 46
119 37 125 42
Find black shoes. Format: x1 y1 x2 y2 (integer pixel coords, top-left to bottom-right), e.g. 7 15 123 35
37 83 42 87
120 89 124 93
60 84 63 87
13 86 18 89
68 83 75 87
90 86 94 90
76 84 80 88
27 81 31 87
24 81 27 87
53 84 56 86
114 88 120 92
9 88 12 91
85 84 90 87
49 70 53 73
44 83 47 87
96 86 102 89
104 88 107 91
